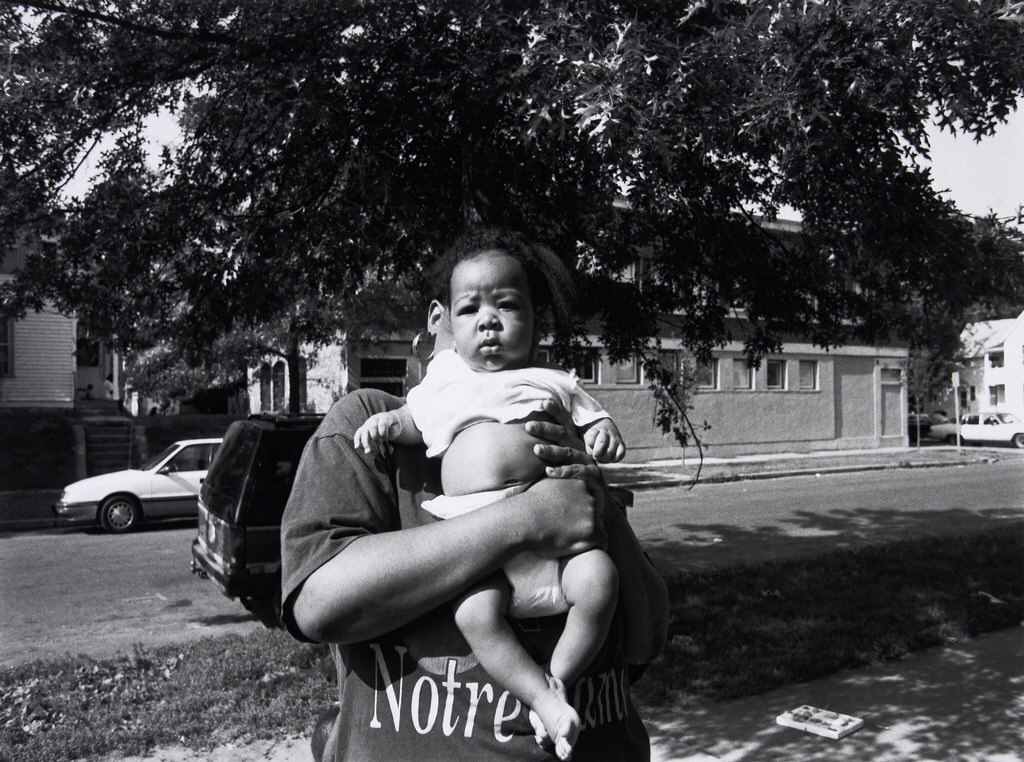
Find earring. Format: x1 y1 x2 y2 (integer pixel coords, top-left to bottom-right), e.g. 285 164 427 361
412 331 436 361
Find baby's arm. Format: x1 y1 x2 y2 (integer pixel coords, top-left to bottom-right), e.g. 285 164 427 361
352 404 423 454
582 417 626 463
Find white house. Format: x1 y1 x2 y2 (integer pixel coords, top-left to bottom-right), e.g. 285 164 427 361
1 234 122 412
945 310 1024 420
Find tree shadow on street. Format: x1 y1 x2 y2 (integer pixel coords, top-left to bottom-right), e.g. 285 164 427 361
641 504 1023 575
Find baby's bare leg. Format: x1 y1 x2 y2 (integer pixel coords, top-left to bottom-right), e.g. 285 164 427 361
550 549 619 686
454 573 580 760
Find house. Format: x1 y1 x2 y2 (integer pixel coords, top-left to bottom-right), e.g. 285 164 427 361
939 311 1024 421
0 233 122 413
247 318 910 462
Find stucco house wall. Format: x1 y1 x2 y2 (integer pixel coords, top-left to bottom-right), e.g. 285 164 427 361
260 328 908 461
591 343 905 461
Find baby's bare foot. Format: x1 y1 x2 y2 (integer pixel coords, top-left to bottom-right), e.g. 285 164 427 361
527 675 579 761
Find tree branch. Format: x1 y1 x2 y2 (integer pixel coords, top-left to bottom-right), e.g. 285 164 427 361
15 1 238 46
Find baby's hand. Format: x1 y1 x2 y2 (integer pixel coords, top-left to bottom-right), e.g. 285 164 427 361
353 412 403 454
584 419 626 463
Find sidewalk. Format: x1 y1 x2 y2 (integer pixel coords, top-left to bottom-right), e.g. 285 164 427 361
602 444 1002 491
645 625 1024 762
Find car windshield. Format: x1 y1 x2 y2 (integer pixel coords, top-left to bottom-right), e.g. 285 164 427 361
996 413 1020 424
142 444 179 470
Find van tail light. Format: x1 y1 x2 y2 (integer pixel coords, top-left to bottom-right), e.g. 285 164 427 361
198 505 243 566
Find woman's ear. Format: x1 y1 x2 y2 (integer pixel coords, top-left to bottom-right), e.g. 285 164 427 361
427 300 454 351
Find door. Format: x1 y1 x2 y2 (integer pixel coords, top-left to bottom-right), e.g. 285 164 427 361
145 442 220 518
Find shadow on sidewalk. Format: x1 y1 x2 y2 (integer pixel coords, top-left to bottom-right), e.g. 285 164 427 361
645 627 1024 762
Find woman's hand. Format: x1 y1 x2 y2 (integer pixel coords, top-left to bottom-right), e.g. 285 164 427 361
522 403 610 555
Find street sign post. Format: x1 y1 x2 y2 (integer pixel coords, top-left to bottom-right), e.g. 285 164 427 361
952 372 962 451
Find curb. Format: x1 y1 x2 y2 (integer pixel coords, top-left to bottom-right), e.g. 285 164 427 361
611 455 992 492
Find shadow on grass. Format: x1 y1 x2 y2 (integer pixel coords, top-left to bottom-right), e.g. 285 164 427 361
634 521 1024 711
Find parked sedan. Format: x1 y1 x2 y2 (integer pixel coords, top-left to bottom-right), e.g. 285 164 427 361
53 438 222 533
907 413 932 443
928 413 1024 448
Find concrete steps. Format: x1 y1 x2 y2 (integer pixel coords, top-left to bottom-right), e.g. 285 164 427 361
83 421 134 475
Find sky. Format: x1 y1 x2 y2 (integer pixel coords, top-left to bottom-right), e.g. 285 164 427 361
923 106 1023 221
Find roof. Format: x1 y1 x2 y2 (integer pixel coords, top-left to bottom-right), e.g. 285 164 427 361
960 310 1024 355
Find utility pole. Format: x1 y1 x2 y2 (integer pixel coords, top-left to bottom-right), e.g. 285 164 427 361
952 371 962 452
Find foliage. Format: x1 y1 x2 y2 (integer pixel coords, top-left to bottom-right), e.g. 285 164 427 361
2 0 1023 423
0 630 333 762
0 414 76 489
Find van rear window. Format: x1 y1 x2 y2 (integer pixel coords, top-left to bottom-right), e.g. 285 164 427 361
201 423 262 522
246 430 315 526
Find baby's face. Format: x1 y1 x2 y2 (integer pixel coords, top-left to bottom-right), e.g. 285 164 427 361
449 250 535 372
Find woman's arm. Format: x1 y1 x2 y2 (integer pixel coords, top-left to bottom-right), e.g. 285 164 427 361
291 471 604 645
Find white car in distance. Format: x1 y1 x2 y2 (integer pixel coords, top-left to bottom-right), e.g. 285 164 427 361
928 413 1024 449
53 438 222 533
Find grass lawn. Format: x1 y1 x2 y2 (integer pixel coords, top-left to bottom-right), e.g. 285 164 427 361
2 525 1022 762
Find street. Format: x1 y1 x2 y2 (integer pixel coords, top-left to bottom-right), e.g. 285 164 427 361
0 519 265 666
628 459 1024 574
2 460 1022 667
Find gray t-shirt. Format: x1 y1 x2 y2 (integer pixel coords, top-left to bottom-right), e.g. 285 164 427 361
281 389 651 761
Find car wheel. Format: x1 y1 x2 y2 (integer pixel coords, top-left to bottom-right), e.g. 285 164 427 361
944 434 958 445
1012 433 1024 449
99 495 142 533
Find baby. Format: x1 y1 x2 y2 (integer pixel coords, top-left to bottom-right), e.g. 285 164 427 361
354 229 625 760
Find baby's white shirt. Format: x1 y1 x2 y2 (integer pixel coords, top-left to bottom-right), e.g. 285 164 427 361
406 349 610 457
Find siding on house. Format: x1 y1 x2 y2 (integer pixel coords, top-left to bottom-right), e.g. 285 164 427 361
0 302 76 408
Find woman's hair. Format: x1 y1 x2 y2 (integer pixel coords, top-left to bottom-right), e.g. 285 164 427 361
428 227 576 329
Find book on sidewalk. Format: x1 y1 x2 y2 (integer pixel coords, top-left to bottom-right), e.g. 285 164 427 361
776 705 864 739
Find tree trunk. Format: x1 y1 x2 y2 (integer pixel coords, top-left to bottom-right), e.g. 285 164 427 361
287 339 302 415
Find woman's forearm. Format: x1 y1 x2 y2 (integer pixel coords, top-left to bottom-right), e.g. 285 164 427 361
292 477 601 644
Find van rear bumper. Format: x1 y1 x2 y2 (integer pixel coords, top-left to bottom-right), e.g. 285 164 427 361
191 538 279 600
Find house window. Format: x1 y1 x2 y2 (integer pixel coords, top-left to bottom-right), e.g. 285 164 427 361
258 363 272 410
0 320 11 376
989 352 1004 368
613 356 641 384
732 358 753 390
880 368 902 383
695 358 719 389
573 351 599 383
272 361 286 411
766 359 787 390
798 360 818 390
989 384 1006 406
360 357 407 396
969 386 977 402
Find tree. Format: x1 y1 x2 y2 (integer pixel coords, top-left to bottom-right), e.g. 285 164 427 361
2 0 1023 422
